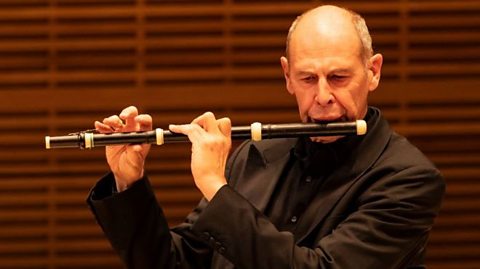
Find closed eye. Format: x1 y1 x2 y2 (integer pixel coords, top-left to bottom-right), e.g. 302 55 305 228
328 74 350 86
301 75 317 83
329 75 347 81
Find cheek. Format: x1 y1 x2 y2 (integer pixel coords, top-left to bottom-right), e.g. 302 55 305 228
343 86 369 117
294 91 314 119
333 85 365 117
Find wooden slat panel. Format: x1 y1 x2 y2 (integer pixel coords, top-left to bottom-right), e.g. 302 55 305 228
0 0 478 268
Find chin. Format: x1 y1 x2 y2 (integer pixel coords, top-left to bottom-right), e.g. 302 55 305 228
310 135 344 144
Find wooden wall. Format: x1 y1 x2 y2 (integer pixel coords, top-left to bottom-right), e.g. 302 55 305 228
0 0 479 268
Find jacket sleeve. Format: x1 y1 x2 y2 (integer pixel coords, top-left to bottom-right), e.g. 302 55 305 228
188 151 445 269
87 173 213 269
85 141 252 269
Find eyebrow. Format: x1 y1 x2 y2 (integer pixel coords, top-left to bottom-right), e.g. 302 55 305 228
296 71 315 76
329 68 352 74
295 68 352 76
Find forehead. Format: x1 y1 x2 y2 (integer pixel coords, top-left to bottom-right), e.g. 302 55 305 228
289 38 363 72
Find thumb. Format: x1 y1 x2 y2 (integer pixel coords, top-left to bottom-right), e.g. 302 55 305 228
217 117 232 137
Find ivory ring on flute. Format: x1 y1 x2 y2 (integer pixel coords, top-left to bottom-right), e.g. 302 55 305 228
356 120 367 135
251 122 262 141
155 128 164 145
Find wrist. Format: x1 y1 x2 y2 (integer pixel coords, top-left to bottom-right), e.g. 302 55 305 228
115 180 129 192
113 170 144 192
199 177 227 201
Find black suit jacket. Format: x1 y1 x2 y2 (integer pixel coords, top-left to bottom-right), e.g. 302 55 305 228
88 107 445 269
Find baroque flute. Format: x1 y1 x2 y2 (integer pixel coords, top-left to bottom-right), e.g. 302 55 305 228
45 120 367 149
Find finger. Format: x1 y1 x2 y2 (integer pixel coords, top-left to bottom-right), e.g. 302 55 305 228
103 115 125 131
169 123 204 142
169 123 194 135
217 117 232 137
135 114 153 131
193 112 218 133
119 106 139 119
168 123 182 134
95 121 115 133
131 144 145 153
133 114 153 154
119 106 140 131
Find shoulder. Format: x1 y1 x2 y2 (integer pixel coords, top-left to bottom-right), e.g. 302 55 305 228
368 131 445 207
382 132 439 172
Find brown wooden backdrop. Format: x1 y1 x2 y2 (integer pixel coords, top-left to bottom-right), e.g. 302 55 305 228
0 0 478 268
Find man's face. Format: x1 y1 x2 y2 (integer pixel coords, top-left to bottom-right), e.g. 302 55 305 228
281 15 381 143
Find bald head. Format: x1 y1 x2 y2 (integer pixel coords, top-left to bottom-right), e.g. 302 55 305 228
285 5 373 63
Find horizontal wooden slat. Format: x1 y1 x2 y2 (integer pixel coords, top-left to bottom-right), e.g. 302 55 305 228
0 1 478 268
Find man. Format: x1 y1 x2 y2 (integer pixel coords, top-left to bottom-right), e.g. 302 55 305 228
88 5 445 268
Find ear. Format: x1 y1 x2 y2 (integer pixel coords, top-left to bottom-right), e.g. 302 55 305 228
367 53 383 92
280 56 294 95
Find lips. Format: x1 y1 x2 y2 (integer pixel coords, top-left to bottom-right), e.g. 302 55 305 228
309 115 347 123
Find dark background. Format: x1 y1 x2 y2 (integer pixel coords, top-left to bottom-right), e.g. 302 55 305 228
0 0 479 268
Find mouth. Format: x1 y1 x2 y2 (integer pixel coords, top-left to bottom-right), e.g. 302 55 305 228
309 116 347 124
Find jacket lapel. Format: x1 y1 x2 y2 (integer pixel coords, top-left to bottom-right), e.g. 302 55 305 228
235 138 297 212
295 109 392 243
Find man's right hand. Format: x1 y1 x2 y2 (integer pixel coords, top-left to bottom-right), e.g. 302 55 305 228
94 106 152 192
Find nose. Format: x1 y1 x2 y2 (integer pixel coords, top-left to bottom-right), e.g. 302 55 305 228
314 80 334 106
